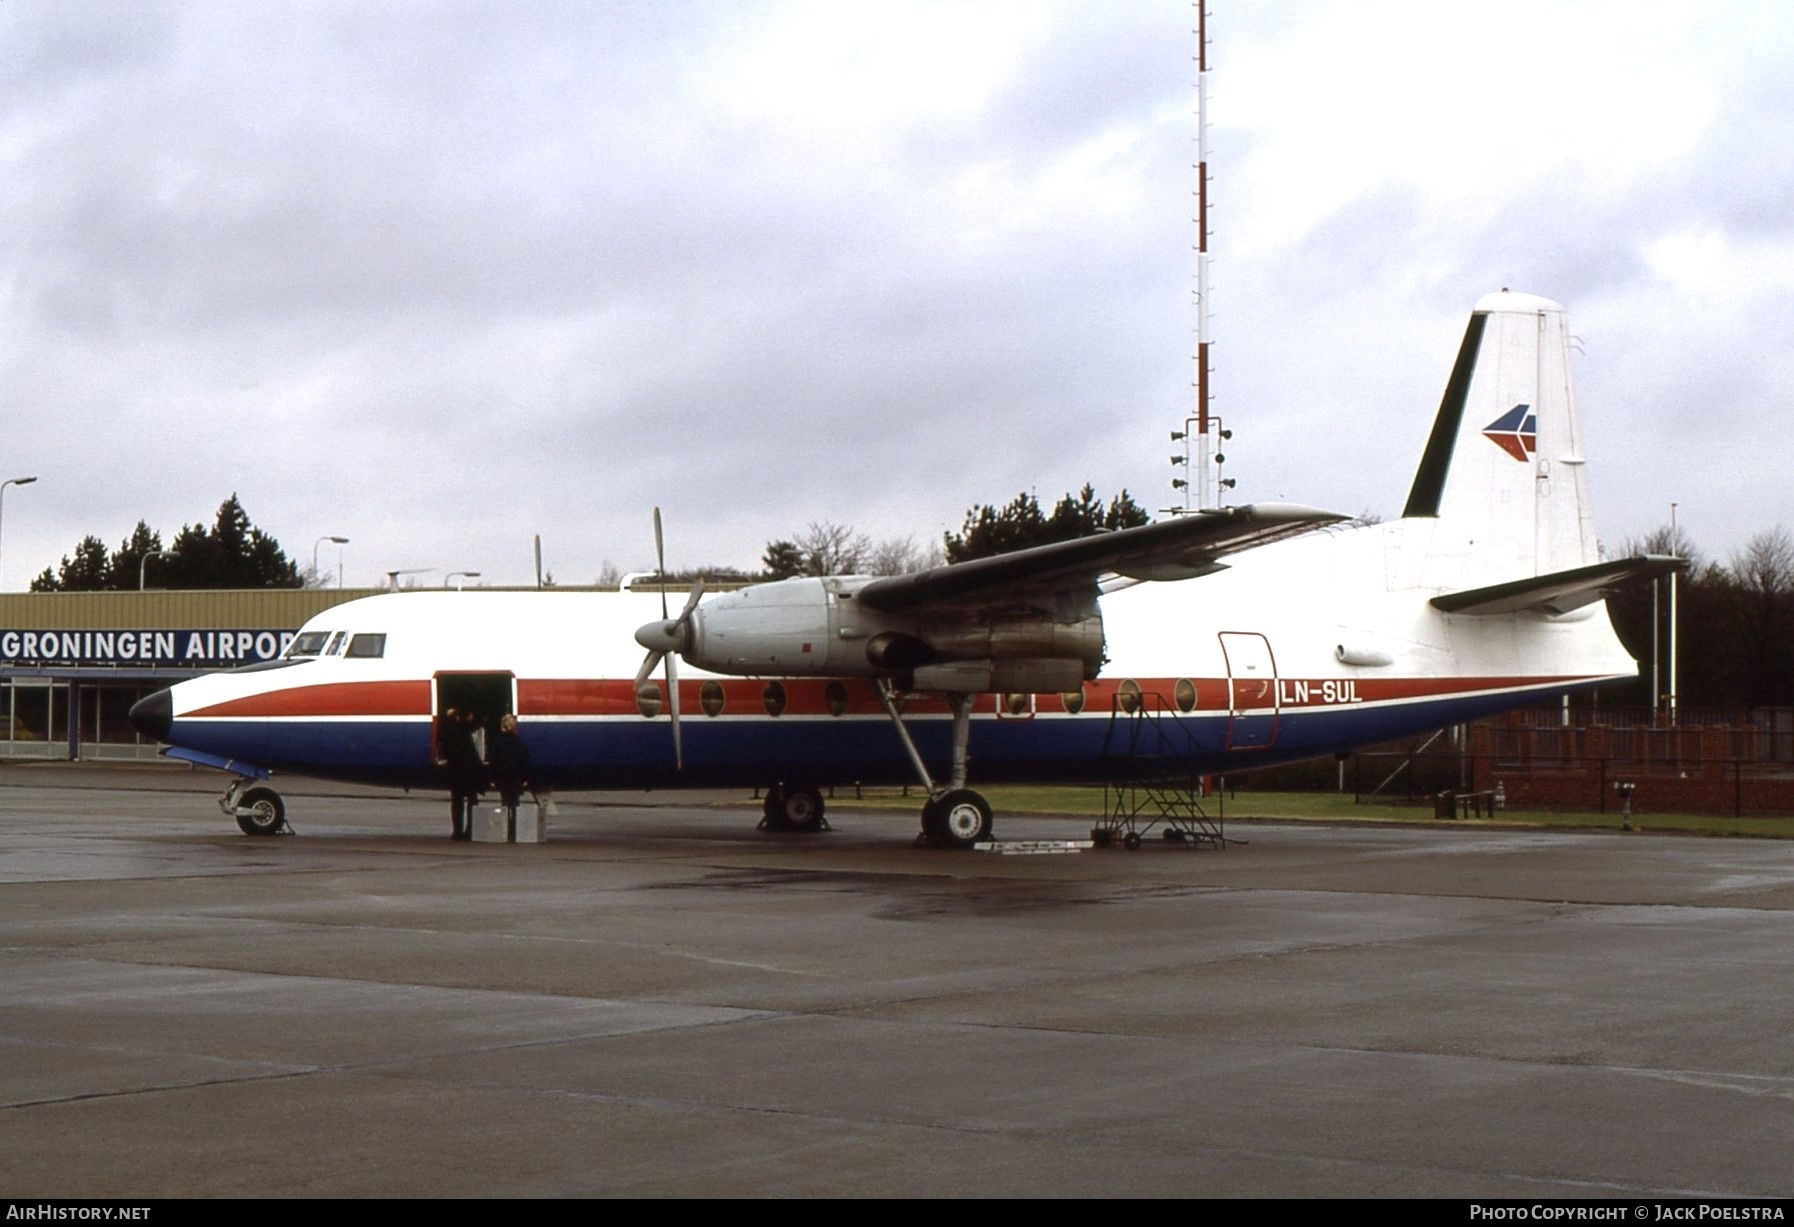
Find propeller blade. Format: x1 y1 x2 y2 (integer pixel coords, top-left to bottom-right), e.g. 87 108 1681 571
665 651 683 770
643 507 694 770
652 506 668 620
634 649 663 691
677 576 704 623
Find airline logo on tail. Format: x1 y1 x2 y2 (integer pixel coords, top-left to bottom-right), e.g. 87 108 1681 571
1482 403 1537 462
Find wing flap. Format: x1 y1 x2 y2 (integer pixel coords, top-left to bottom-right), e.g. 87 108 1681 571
857 503 1342 613
1430 555 1683 616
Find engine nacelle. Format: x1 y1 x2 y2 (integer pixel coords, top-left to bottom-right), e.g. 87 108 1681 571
685 577 844 676
911 657 1087 693
682 576 1104 687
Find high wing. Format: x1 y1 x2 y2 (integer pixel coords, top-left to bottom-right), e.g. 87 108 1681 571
856 502 1343 614
1430 555 1683 617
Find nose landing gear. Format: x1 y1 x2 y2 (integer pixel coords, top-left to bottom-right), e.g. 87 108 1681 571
222 779 291 836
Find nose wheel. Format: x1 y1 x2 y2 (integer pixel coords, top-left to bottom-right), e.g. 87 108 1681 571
222 780 290 836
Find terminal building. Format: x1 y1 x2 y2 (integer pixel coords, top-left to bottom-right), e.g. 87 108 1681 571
0 588 373 760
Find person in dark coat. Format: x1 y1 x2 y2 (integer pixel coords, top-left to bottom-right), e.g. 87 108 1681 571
488 713 531 834
442 708 483 840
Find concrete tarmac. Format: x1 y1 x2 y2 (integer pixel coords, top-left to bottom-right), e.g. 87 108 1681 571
2 764 1792 1198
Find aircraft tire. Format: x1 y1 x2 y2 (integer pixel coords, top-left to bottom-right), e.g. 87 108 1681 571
763 783 825 832
1123 831 1142 851
920 796 947 842
236 787 285 836
933 788 991 848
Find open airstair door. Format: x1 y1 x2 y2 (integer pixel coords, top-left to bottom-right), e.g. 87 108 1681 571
1220 632 1279 751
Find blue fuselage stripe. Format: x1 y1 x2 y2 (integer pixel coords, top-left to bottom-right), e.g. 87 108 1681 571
167 686 1577 789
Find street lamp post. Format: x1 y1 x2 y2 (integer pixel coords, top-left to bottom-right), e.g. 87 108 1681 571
139 550 174 591
1668 502 1680 727
312 535 350 587
0 475 39 590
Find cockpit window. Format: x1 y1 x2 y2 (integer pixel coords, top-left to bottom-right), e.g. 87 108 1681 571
325 631 348 656
284 631 330 659
346 633 386 659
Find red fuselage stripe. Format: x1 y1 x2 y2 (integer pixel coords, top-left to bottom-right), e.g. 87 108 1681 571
182 674 1596 720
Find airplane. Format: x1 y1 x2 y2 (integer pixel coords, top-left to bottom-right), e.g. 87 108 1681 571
130 290 1674 846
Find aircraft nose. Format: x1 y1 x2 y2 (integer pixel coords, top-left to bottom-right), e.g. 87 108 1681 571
130 689 173 741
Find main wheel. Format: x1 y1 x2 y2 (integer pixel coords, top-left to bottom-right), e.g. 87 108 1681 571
236 786 285 836
763 783 825 832
920 795 947 841
932 788 991 848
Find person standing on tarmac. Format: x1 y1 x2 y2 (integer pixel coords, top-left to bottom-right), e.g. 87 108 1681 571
488 713 531 836
442 708 484 840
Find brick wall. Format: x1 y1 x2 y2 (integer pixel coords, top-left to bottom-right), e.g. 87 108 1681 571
1464 718 1794 816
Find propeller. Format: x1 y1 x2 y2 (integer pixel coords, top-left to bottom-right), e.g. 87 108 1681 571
632 508 703 768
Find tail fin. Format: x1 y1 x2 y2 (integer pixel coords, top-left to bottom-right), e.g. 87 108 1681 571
1400 291 1598 588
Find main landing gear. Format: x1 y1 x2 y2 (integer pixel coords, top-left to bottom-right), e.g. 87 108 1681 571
876 682 994 849
221 778 291 836
760 782 829 833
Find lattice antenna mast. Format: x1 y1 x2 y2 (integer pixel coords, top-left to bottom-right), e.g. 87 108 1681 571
1171 3 1228 513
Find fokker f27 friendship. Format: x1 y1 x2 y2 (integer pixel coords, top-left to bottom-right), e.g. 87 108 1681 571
132 292 1672 846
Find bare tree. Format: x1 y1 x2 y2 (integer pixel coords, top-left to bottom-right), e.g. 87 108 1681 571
1623 524 1706 572
1731 526 1794 598
796 521 870 575
1728 527 1794 707
1609 522 1794 709
867 534 942 576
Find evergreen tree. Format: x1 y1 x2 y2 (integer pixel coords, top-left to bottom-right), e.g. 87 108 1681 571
31 536 110 592
104 522 165 590
28 496 301 591
762 540 805 580
944 485 1149 563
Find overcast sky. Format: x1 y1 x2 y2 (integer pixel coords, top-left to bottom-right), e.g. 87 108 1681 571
4 0 1789 589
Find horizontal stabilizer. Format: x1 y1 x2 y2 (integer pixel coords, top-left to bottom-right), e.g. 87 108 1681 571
858 503 1341 613
1430 555 1683 617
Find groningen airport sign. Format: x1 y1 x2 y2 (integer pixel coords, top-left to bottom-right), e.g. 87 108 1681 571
0 629 296 668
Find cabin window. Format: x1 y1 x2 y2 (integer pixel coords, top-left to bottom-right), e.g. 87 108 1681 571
824 681 848 717
1118 679 1142 714
636 682 663 719
762 681 786 717
1175 678 1197 713
346 633 386 659
700 681 725 717
284 632 330 659
1060 688 1086 715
